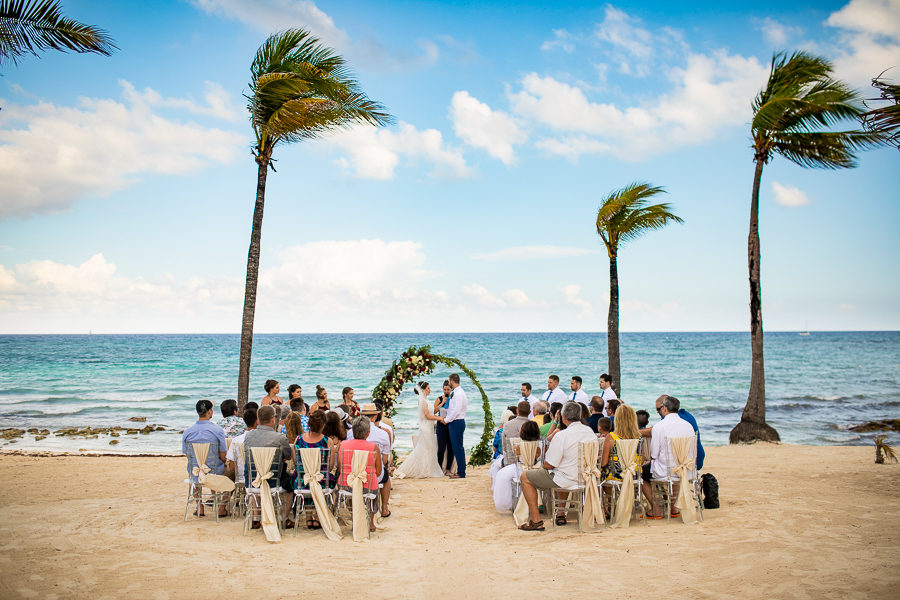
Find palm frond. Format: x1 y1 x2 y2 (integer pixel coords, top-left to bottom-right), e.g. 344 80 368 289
862 73 900 150
0 0 117 65
595 182 681 254
771 130 884 168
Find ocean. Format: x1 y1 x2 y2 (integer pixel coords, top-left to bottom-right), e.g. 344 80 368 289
1 331 898 453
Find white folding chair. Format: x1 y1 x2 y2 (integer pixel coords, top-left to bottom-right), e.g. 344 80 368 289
601 438 647 525
242 446 285 535
292 446 336 533
183 442 225 522
650 434 702 522
548 443 587 532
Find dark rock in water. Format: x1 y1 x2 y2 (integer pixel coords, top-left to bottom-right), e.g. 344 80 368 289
35 435 46 441
1 428 25 439
128 417 147 422
27 428 39 434
849 419 900 433
109 439 119 445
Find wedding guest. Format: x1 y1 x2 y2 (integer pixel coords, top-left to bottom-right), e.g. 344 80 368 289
218 399 245 438
292 410 334 529
600 405 642 483
284 411 303 445
579 403 590 423
311 385 330 412
540 402 563 437
597 417 612 437
598 373 618 410
569 376 590 407
290 397 309 432
490 410 516 481
641 395 694 519
493 420 541 512
242 401 259 417
676 399 705 470
635 409 652 491
339 386 361 418
337 417 382 532
606 398 621 430
225 407 258 485
374 400 394 432
518 402 597 530
541 375 567 405
635 409 650 429
183 399 228 517
323 410 347 445
355 403 392 518
520 383 537 416
531 401 549 427
262 380 283 406
244 405 294 527
587 397 604 433
503 401 531 439
278 404 291 433
435 380 453 474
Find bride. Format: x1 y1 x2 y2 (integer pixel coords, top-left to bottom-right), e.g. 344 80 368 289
395 381 444 479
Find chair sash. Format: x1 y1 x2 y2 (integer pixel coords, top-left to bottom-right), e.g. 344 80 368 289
232 442 244 485
512 441 540 527
610 438 639 529
670 436 699 524
191 442 234 492
299 448 342 541
250 446 281 542
348 449 371 542
580 440 604 529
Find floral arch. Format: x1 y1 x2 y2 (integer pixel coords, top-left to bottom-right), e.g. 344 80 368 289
371 345 495 466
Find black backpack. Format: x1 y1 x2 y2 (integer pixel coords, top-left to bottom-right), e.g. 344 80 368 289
700 473 719 509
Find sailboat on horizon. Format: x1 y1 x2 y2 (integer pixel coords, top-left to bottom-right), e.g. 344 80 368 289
799 321 811 336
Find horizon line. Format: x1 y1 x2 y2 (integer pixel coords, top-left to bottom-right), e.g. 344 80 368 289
1 329 897 336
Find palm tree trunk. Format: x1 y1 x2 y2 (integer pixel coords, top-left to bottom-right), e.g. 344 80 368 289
730 158 779 443
237 147 272 410
607 254 621 397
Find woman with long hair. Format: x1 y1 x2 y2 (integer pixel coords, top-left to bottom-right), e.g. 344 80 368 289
311 385 330 412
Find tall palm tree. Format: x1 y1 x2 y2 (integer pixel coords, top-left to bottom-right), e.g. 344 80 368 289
730 51 883 444
0 0 116 65
237 29 392 409
595 182 683 397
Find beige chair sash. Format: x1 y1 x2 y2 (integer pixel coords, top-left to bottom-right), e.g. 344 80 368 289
610 438 639 529
580 440 604 529
232 442 244 485
299 448 342 541
191 443 211 484
348 449 371 542
670 436 699 524
512 440 541 527
250 446 281 542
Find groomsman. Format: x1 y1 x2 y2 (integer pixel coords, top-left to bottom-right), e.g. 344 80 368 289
541 375 567 405
569 376 590 407
598 373 618 411
520 382 537 416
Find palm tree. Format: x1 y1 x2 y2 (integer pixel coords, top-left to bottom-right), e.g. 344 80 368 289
730 51 883 444
595 182 683 397
862 72 899 150
0 0 116 66
237 29 392 409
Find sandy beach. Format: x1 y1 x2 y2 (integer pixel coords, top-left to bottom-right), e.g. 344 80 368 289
0 443 898 599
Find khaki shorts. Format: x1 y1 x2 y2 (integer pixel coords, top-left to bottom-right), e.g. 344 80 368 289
524 468 560 490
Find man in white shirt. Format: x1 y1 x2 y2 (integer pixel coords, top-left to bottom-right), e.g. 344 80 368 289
517 402 597 530
642 394 695 518
357 403 393 518
443 373 468 479
225 406 258 485
569 376 590 407
520 382 537 416
598 373 618 411
541 375 567 406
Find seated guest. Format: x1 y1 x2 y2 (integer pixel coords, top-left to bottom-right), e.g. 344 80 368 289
493 420 542 512
518 402 597 530
579 403 590 423
587 397 604 433
337 417 383 532
338 386 361 418
182 399 228 517
226 407 258 485
244 405 294 528
635 409 652 473
606 398 621 430
600 405 642 482
503 401 532 440
641 395 695 519
218 399 245 438
292 410 335 529
261 379 283 406
323 410 347 446
311 385 330 412
284 411 303 445
597 417 612 437
242 401 259 417
350 404 392 519
290 396 309 432
531 401 549 426
372 402 394 446
490 411 516 482
540 402 563 438
278 404 291 434
676 400 705 470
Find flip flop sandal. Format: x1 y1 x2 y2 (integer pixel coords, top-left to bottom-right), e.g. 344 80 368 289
670 512 681 518
555 515 567 526
381 511 392 519
306 519 315 529
519 520 545 531
639 513 662 520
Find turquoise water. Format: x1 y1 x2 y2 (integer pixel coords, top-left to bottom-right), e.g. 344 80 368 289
1 332 898 452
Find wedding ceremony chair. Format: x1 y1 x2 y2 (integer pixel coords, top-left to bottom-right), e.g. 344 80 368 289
650 434 702 524
243 446 285 538
510 439 541 526
336 449 380 542
602 438 647 528
502 435 521 467
293 446 341 539
547 442 591 533
229 441 246 519
183 442 225 522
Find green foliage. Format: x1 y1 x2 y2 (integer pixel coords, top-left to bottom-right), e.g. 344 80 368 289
863 73 900 150
372 345 495 467
0 0 116 66
751 50 885 168
595 182 683 258
247 28 392 157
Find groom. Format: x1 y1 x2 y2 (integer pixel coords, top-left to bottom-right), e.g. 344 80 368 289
443 373 468 479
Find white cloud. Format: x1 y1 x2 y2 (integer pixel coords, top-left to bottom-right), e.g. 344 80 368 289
450 91 526 165
327 122 472 180
462 284 545 309
594 5 654 72
563 284 592 313
472 245 595 261
191 0 349 47
772 182 812 207
759 17 804 46
509 49 767 160
122 80 240 122
826 0 900 87
827 0 900 39
0 81 245 219
541 29 576 53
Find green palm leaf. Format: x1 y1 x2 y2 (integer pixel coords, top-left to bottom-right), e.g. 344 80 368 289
595 182 682 256
0 0 116 65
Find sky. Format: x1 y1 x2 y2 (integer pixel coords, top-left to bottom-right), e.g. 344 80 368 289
0 0 898 334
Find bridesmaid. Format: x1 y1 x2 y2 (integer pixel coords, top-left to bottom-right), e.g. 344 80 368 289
311 385 330 412
339 386 360 417
261 379 283 406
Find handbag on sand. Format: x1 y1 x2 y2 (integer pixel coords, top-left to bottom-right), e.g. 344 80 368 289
701 473 719 509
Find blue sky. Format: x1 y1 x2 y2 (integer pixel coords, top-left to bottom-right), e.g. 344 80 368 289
0 0 898 333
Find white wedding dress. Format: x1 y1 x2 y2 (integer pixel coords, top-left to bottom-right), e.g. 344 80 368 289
395 392 444 479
